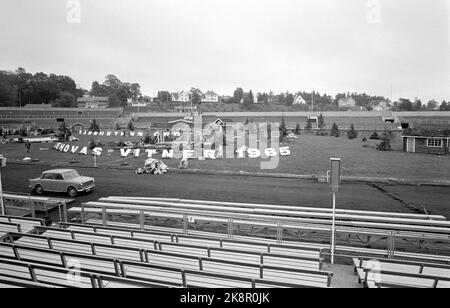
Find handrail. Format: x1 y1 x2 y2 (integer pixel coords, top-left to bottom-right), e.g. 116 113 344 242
95 199 450 227
76 203 450 237
103 197 446 221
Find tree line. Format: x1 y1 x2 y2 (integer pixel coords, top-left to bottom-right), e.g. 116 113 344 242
0 68 142 108
1 68 448 111
0 68 82 107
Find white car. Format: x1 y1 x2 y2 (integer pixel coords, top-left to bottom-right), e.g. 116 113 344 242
29 169 95 197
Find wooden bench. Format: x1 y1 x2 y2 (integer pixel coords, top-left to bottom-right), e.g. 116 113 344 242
353 257 450 288
38 225 324 267
0 241 331 288
0 216 45 234
31 227 325 271
0 256 173 288
73 220 450 266
8 232 332 287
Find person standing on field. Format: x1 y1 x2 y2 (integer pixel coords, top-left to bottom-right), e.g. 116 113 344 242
25 140 31 153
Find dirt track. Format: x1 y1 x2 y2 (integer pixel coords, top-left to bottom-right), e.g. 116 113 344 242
2 163 449 218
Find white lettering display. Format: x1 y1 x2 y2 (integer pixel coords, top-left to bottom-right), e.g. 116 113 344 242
183 150 195 160
79 147 88 155
92 147 102 156
53 141 291 160
145 149 157 158
203 150 216 159
120 149 132 157
162 150 174 159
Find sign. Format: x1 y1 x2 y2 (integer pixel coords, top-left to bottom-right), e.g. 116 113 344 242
330 158 341 193
52 142 291 160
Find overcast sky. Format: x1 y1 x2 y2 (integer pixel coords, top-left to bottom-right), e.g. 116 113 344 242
0 0 449 102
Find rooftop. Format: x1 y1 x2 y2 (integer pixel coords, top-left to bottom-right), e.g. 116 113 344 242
403 128 450 138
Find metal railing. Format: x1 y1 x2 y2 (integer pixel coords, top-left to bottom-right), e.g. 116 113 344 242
75 202 450 260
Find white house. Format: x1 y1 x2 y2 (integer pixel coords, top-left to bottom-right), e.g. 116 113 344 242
77 96 109 109
293 95 306 105
338 96 356 108
373 101 391 112
202 91 219 103
171 91 191 103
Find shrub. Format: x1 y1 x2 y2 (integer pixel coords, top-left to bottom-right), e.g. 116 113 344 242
347 124 358 139
315 131 328 136
88 138 97 149
370 132 380 140
377 129 395 151
330 122 340 137
304 120 313 133
90 119 100 132
127 120 135 131
144 134 152 144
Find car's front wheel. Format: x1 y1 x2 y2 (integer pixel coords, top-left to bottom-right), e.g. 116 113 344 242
35 184 44 195
67 186 78 197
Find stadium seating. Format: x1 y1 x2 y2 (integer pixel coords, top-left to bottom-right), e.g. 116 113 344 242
66 196 450 268
0 108 123 130
0 217 333 288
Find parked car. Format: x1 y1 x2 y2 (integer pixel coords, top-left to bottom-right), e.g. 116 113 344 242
29 169 95 197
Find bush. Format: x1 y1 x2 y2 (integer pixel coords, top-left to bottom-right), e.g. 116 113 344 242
370 132 380 140
347 124 358 139
144 134 152 144
330 122 340 137
127 120 135 131
377 129 395 151
362 137 368 142
88 138 97 149
90 119 100 132
304 120 313 133
315 131 328 136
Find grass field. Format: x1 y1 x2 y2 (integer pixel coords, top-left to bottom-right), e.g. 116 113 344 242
1 133 449 181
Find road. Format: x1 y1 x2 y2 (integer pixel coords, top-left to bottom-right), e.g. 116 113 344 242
3 163 447 219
